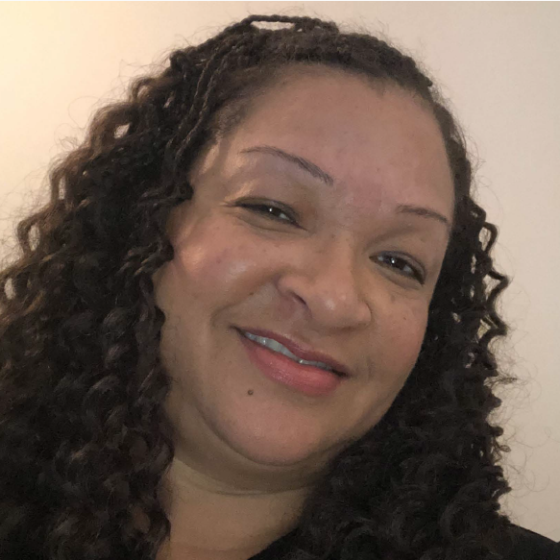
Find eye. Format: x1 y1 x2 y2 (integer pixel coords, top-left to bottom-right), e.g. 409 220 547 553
238 201 299 226
375 253 426 284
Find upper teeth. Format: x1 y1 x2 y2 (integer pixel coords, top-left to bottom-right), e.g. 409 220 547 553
243 331 336 373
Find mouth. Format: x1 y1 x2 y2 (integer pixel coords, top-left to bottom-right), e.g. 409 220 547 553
234 327 350 378
236 329 347 397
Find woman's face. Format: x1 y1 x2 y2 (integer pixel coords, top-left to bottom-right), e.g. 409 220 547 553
153 69 454 482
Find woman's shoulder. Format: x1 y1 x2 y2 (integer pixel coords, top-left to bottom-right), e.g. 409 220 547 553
2 524 558 560
252 523 559 560
501 524 560 560
0 541 43 560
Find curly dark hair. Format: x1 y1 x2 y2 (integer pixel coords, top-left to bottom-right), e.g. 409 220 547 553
0 14 514 560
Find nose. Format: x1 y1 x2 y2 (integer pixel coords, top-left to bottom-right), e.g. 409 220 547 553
277 237 373 330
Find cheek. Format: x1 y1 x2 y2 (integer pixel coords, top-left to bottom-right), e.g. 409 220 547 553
349 303 429 438
157 224 264 313
382 303 428 380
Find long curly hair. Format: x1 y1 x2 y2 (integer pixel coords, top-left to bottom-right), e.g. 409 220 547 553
0 14 514 560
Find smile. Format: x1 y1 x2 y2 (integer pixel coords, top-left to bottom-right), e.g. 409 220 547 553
237 329 347 398
241 330 339 374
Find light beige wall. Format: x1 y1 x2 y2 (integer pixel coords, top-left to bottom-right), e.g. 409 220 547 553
1 1 558 540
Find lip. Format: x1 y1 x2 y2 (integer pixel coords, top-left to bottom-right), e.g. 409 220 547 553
237 330 346 397
235 327 350 377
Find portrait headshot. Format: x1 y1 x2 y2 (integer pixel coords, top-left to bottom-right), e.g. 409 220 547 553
0 3 559 560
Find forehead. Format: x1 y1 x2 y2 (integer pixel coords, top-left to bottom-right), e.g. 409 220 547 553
202 68 454 220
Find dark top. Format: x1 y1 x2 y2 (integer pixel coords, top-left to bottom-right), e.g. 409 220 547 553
1 524 558 559
249 524 560 560
499 526 560 560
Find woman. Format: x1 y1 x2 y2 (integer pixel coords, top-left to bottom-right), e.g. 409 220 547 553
0 13 558 560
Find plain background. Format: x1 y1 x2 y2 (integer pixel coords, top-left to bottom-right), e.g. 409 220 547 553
0 1 558 541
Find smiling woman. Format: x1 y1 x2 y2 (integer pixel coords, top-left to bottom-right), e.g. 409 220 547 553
0 13 558 560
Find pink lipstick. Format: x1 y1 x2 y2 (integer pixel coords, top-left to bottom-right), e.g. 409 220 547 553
237 330 346 397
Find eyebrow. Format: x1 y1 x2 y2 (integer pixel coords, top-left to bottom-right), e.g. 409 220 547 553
241 145 334 186
395 204 451 231
241 145 451 231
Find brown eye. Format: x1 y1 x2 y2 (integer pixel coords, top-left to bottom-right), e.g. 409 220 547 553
239 202 299 226
376 253 425 284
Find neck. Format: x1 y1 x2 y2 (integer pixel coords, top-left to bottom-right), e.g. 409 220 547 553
155 457 312 560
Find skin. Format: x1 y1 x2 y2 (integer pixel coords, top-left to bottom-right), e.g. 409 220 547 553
152 67 455 560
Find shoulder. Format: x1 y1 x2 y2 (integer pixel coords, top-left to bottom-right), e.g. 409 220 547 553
501 524 560 560
0 541 44 560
